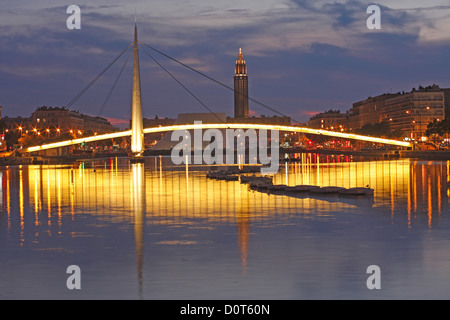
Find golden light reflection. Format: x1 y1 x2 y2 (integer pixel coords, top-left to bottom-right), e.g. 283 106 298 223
407 172 412 229
47 169 52 229
19 167 24 246
57 170 62 229
428 176 432 229
437 169 442 219
132 163 145 299
70 169 75 219
0 157 448 254
6 170 11 231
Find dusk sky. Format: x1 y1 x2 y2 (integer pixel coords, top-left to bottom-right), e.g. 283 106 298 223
1 0 450 128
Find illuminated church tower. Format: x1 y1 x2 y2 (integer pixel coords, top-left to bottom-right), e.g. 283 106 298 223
234 48 249 118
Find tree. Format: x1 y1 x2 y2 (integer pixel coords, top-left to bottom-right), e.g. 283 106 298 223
354 122 403 139
426 118 450 140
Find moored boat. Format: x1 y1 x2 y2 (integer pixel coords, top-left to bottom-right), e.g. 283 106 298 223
310 186 347 194
249 181 271 190
225 175 239 181
338 187 374 196
292 185 320 192
268 184 287 191
240 175 273 185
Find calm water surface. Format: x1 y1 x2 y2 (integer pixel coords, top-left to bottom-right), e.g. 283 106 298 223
1 156 449 299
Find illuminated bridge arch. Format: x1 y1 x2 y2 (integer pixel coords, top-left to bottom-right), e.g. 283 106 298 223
26 123 411 153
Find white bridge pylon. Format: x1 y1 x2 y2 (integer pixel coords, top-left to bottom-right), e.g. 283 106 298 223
26 123 412 153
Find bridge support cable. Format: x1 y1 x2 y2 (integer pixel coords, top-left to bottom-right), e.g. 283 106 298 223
65 42 133 110
97 48 133 117
139 42 302 124
139 45 227 126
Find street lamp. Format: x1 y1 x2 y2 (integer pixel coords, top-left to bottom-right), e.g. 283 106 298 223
419 106 431 140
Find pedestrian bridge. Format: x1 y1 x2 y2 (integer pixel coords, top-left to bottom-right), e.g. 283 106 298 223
23 21 412 155
25 123 412 153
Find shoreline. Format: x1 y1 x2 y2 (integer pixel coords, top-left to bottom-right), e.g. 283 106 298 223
0 149 448 167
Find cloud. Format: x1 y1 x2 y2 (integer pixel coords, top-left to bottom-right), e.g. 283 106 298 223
2 0 450 122
3 1 450 59
106 117 129 126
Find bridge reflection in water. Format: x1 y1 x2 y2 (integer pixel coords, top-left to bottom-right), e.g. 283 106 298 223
2 156 449 232
1 156 449 297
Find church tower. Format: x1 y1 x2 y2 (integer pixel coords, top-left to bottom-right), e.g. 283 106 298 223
234 48 249 118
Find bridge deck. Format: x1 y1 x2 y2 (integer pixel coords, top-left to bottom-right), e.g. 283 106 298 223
25 123 412 153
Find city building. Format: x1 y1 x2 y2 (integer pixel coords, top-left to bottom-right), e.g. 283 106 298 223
143 116 176 128
2 116 33 132
347 93 400 131
31 106 83 132
83 114 114 133
230 48 291 127
234 48 249 118
307 110 347 131
142 116 176 145
442 88 450 118
382 86 445 140
227 115 291 126
310 85 447 141
31 106 113 134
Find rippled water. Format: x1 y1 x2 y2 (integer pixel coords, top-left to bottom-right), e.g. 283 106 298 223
0 156 449 299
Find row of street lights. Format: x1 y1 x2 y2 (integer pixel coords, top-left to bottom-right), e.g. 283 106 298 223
7 126 96 137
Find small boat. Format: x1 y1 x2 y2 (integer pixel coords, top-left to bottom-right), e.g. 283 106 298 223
292 185 320 192
268 184 287 191
310 186 347 194
239 175 258 183
240 175 273 185
338 187 374 196
225 175 239 181
249 181 271 190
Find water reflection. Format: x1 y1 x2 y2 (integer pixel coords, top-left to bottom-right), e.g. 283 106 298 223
1 157 449 236
132 163 145 299
0 156 449 298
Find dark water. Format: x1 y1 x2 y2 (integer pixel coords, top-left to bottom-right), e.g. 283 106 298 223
0 156 449 299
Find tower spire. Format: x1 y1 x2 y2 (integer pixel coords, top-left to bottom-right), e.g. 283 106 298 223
131 19 144 158
234 48 249 118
